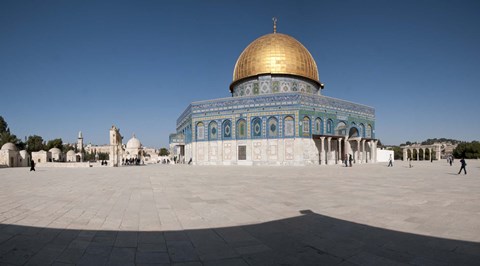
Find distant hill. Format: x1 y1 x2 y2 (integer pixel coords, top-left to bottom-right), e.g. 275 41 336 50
400 138 463 146
420 138 463 145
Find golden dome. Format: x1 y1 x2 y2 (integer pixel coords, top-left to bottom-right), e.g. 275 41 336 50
231 33 320 90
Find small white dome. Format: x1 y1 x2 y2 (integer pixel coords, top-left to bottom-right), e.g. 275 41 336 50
66 150 75 155
1 142 18 151
49 148 62 154
126 134 141 149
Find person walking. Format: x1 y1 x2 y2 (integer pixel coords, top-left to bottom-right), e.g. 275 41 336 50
30 160 35 172
349 154 353 167
408 157 412 168
344 154 348 167
458 158 467 175
387 155 393 167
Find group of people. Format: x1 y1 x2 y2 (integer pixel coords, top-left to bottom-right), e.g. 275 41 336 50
447 155 455 166
26 153 468 175
122 157 142 165
160 159 171 164
344 154 353 167
443 154 467 175
405 154 466 174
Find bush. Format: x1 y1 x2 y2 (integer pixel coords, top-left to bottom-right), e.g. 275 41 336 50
453 141 480 159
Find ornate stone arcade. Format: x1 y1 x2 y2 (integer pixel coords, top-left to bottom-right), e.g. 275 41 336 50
402 144 440 161
313 135 377 165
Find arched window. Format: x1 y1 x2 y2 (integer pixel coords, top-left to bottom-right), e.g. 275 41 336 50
326 119 333 134
208 121 218 140
348 126 359 138
366 124 372 138
251 117 262 138
196 122 204 141
315 118 322 134
302 116 311 136
222 120 232 139
267 117 278 138
335 121 347 136
284 116 295 137
359 123 365 138
237 119 246 139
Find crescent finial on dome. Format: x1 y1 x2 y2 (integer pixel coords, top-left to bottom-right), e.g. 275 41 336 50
272 17 277 33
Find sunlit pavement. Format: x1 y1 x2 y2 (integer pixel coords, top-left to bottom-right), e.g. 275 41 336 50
0 160 479 265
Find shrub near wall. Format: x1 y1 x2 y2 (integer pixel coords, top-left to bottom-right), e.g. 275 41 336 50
453 141 480 159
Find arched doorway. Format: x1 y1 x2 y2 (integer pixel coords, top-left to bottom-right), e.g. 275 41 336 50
335 122 347 136
407 149 412 160
348 127 359 138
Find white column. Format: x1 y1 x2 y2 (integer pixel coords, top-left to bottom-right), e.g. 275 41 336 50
356 139 360 164
345 138 349 156
373 140 378 163
338 138 342 164
403 149 407 161
367 141 371 163
361 140 366 163
327 137 332 165
320 137 325 165
416 148 419 161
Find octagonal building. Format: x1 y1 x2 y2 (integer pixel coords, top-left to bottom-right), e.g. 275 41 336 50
170 27 377 166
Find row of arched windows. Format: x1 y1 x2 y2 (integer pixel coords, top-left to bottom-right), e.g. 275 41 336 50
196 116 296 141
196 117 372 140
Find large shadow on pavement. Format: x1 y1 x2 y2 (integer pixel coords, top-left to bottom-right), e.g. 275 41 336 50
1 210 479 265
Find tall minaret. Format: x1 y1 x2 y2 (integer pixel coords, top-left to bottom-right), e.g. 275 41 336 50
77 131 84 153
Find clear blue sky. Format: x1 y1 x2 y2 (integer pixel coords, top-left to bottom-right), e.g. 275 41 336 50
1 0 479 148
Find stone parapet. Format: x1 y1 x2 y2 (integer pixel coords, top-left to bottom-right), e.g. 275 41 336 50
36 162 92 168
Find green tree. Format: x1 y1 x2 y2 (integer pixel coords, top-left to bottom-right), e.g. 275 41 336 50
392 146 403 160
98 152 109 160
159 148 170 156
0 130 20 148
46 138 63 150
63 143 75 153
453 141 480 159
26 135 45 153
0 116 21 147
0 116 7 133
84 150 95 161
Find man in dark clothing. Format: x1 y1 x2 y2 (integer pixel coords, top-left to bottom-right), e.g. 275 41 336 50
458 158 467 175
344 154 348 167
349 154 353 167
30 160 35 171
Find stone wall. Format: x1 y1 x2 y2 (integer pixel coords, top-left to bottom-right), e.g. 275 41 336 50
35 162 92 168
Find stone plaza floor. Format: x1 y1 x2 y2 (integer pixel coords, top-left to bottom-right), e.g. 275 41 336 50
0 160 479 265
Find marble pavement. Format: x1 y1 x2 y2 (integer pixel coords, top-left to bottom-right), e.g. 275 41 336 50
0 160 479 265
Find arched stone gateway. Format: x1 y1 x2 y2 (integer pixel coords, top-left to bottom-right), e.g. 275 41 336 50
313 123 377 165
401 143 457 161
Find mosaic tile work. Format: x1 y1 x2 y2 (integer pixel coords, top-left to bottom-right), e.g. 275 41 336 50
189 92 374 119
232 75 319 97
171 91 375 146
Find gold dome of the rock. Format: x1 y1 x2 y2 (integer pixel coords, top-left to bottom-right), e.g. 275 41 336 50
231 33 320 90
